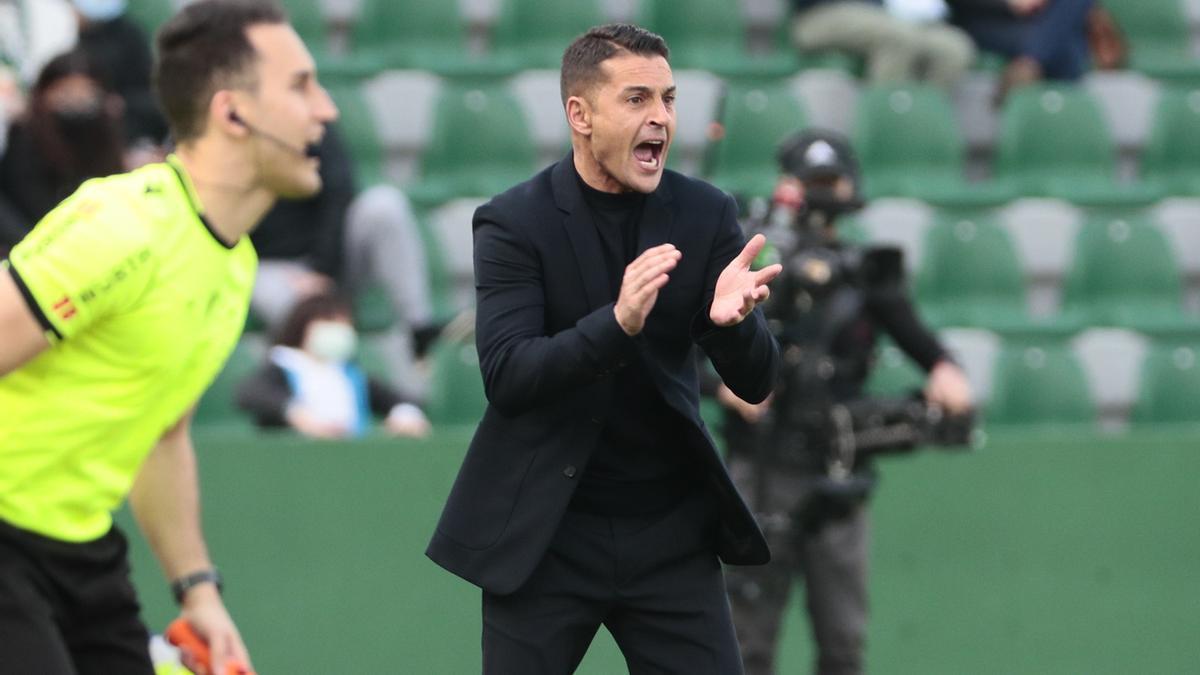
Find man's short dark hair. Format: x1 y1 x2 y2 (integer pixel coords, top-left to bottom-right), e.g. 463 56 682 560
153 0 287 142
560 24 669 105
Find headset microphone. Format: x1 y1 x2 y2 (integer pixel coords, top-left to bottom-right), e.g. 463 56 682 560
229 110 321 159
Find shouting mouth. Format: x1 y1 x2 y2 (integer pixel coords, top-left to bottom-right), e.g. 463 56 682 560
634 139 665 170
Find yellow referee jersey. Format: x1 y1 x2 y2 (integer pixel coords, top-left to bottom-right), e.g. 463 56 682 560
0 155 256 542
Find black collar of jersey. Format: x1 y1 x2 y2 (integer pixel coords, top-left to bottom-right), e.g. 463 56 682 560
164 154 237 250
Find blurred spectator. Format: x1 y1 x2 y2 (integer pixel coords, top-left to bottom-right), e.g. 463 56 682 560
249 123 437 401
236 292 432 440
946 0 1125 98
789 0 976 88
0 49 124 255
71 0 168 165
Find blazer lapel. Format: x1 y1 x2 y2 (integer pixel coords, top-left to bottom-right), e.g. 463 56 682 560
552 155 610 311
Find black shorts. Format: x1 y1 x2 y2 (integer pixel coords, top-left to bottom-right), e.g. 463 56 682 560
0 518 154 675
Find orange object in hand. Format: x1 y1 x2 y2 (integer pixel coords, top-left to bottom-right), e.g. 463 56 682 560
165 619 255 675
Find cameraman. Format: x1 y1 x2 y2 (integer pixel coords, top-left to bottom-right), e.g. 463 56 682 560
720 128 972 675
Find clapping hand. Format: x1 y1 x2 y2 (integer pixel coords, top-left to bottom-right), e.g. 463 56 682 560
709 234 782 327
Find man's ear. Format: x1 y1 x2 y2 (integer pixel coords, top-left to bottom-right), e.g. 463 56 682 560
565 95 592 137
211 89 246 137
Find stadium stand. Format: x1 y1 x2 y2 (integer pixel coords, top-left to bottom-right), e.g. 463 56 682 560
1131 341 1200 424
406 81 537 207
1104 0 1200 84
986 341 1095 426
1060 213 1196 334
853 83 1012 206
490 0 605 70
639 0 798 77
1141 85 1200 195
914 211 1029 330
703 80 809 201
994 84 1163 206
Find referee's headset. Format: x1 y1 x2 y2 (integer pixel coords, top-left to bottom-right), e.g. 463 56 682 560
228 110 321 159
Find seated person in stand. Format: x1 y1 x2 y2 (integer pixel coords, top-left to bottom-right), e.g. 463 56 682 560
236 292 431 439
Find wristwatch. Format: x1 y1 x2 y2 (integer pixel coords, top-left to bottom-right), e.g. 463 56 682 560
171 568 223 605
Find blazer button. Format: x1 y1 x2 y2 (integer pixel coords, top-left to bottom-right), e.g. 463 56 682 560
563 465 577 478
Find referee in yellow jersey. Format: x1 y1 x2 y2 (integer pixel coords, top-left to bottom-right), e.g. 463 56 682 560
0 1 337 672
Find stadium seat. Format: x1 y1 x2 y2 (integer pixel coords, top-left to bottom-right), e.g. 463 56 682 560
665 69 724 176
126 0 174 35
194 336 265 428
914 211 1030 330
853 84 1012 207
865 339 926 398
1103 0 1200 84
1141 87 1200 196
326 83 387 188
1060 213 1196 333
994 85 1162 206
939 327 1002 406
360 71 443 184
407 83 537 207
333 0 506 77
490 0 605 70
1131 342 1200 424
1071 328 1149 425
424 332 488 426
511 70 573 166
986 342 1094 426
282 0 329 60
423 198 487 318
639 0 799 77
703 82 808 202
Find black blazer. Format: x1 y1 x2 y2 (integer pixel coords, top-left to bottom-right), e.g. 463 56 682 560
426 155 780 594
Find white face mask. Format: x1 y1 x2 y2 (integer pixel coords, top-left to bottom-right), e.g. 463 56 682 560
73 0 128 22
304 321 358 363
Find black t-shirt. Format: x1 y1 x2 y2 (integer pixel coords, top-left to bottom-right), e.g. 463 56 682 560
569 172 695 516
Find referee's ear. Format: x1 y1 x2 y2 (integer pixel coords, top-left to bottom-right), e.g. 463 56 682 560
210 89 248 139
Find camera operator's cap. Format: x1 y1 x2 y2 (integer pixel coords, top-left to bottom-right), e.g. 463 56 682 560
776 128 860 181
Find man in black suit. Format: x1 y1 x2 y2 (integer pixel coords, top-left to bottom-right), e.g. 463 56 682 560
426 23 783 674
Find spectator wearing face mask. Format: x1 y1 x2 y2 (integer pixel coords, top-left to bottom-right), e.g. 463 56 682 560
0 49 125 254
235 292 432 440
71 0 169 163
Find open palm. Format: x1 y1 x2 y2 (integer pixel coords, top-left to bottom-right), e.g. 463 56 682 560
710 234 782 327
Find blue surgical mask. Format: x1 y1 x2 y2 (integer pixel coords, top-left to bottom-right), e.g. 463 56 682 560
73 0 128 22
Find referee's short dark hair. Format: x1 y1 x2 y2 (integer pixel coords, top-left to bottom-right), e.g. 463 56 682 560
153 0 287 142
560 24 669 105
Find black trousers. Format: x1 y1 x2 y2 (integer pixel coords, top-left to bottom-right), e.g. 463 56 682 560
0 519 155 675
482 493 744 675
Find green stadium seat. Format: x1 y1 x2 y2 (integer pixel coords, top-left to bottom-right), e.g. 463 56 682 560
282 0 328 58
424 335 487 426
1141 87 1200 196
986 342 1094 425
703 82 808 201
490 0 605 70
853 84 1012 207
865 340 926 397
194 337 263 428
1060 214 1197 334
407 83 537 207
329 0 509 78
994 85 1162 206
1131 343 1200 424
640 0 799 77
914 212 1030 330
126 0 174 35
1104 0 1200 84
326 83 387 189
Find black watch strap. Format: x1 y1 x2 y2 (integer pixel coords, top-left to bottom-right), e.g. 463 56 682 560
171 568 223 605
